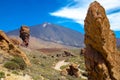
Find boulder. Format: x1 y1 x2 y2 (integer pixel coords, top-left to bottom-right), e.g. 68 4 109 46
80 48 86 55
0 30 30 65
61 64 80 77
84 1 120 80
63 51 75 57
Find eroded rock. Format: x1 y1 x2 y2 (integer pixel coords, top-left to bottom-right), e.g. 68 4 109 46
9 38 20 46
61 64 80 77
19 25 30 47
84 1 120 80
0 30 30 65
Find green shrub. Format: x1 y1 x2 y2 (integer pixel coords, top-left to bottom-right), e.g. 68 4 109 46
12 71 19 75
0 71 5 78
11 57 26 70
4 57 26 70
7 74 10 76
4 61 20 70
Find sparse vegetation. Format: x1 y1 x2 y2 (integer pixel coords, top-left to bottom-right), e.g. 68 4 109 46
4 61 20 70
1 47 86 80
60 65 69 69
65 49 85 70
22 48 86 80
12 70 19 75
7 73 11 76
0 71 5 78
4 56 26 70
11 57 26 70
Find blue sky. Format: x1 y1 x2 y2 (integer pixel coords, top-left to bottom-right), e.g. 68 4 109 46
0 0 120 37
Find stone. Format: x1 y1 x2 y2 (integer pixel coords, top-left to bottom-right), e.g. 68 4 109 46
19 25 30 47
0 30 30 65
61 69 68 76
80 48 86 55
61 64 80 77
63 51 75 57
9 38 20 46
84 1 120 80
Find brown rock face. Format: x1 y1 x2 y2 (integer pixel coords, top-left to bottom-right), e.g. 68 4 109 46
84 1 120 80
0 30 30 65
19 26 30 47
9 38 20 46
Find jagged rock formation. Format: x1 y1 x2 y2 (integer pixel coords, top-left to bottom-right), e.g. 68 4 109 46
19 25 30 47
0 30 30 65
84 1 120 80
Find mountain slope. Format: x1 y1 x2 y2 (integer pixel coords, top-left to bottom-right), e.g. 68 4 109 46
7 23 84 47
117 38 120 46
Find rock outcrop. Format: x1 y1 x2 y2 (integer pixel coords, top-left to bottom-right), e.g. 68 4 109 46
63 51 75 57
84 1 120 80
19 25 30 47
0 30 30 65
9 38 20 46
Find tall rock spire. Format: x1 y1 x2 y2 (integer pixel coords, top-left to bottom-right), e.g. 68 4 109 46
19 25 30 47
84 1 120 80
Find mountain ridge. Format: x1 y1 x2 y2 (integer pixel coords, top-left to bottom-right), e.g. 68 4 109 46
7 22 84 47
6 22 120 47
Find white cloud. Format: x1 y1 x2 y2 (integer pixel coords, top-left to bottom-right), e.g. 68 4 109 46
50 0 120 31
96 0 120 10
108 12 120 30
50 7 86 24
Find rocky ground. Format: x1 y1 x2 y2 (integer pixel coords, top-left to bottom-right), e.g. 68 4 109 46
0 46 87 80
1 1 120 80
21 47 87 80
0 26 87 80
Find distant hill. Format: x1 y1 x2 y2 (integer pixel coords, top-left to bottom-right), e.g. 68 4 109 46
115 31 120 47
7 23 84 47
117 38 120 47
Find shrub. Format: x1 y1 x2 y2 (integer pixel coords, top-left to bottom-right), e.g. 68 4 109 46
7 74 10 76
4 57 26 70
0 71 5 78
4 61 20 70
12 71 19 75
11 57 26 70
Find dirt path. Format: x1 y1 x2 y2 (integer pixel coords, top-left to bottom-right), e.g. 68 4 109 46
54 60 69 71
54 60 88 80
